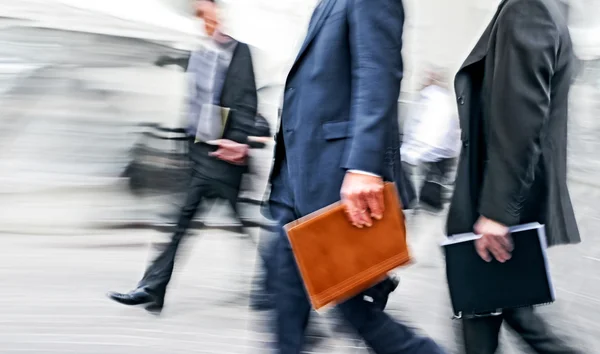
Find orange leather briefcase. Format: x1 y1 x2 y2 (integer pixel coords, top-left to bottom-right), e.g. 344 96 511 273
284 182 411 310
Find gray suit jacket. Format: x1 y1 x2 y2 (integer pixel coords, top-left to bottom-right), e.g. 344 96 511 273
446 0 581 247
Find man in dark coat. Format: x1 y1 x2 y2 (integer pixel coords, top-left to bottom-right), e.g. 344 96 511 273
107 0 260 313
446 0 582 352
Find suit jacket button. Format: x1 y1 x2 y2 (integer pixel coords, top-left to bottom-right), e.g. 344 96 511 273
462 140 469 147
457 96 465 105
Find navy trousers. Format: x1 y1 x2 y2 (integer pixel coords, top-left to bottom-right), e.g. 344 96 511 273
269 160 446 354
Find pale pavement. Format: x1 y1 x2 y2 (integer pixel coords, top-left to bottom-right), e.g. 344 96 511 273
1 198 598 353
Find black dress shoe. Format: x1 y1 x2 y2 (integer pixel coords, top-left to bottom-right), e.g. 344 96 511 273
364 275 400 310
144 303 164 315
107 288 163 313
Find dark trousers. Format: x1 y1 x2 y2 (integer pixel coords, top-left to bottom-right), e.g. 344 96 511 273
269 160 446 354
252 226 278 299
403 158 455 211
422 158 455 185
462 307 583 354
137 172 243 302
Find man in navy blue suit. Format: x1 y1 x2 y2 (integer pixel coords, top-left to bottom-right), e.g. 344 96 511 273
266 0 445 353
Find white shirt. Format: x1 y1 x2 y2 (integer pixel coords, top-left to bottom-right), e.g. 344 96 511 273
401 85 461 165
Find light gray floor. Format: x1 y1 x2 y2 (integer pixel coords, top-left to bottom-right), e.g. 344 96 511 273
0 199 598 353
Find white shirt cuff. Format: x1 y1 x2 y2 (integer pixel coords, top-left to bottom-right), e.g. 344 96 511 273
349 170 380 177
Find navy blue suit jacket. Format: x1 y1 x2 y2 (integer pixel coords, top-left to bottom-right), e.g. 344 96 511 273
269 0 407 216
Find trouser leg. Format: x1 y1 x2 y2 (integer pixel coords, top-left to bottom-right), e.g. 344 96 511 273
138 175 210 301
401 161 418 207
419 161 443 210
424 161 440 183
461 315 504 354
336 292 445 354
160 137 196 220
504 307 584 354
270 199 311 354
250 226 278 309
224 186 257 244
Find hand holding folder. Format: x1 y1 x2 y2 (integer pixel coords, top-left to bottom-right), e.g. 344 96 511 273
443 223 555 318
284 182 412 310
340 172 385 228
207 139 249 165
474 216 512 263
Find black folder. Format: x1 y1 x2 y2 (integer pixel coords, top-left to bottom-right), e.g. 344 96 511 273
443 223 555 318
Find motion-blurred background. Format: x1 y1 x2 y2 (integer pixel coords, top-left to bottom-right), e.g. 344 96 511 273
0 0 599 353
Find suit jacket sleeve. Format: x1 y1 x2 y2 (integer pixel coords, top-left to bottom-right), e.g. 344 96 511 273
227 44 258 145
479 2 559 226
342 0 404 176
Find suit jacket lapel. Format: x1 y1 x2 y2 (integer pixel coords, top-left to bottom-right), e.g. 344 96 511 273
289 0 337 74
459 0 509 70
221 44 244 105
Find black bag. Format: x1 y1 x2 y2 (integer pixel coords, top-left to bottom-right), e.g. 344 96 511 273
419 180 443 211
121 124 191 196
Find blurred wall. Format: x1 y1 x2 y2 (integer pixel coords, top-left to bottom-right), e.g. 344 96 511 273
403 0 500 91
151 0 599 111
217 0 501 96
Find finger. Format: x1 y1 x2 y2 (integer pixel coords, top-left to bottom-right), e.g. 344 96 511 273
487 237 511 263
231 153 246 162
217 141 235 148
366 187 384 220
475 239 492 262
346 194 370 227
355 194 372 227
493 235 510 252
218 151 234 159
498 234 514 252
342 206 355 226
341 194 361 227
232 156 246 165
348 209 364 228
492 236 512 259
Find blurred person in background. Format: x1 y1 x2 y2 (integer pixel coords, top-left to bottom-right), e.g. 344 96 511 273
266 0 445 353
446 0 583 353
107 0 264 314
401 68 461 212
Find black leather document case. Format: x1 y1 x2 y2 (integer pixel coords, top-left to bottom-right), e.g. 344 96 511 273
443 223 555 318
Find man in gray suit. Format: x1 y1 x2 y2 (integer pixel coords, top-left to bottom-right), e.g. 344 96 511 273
267 0 445 353
446 0 582 352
